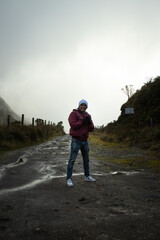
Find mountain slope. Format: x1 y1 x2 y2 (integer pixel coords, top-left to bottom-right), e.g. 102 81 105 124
0 96 20 125
118 76 160 125
97 76 160 149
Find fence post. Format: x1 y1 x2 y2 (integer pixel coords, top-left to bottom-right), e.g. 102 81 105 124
7 115 10 127
150 118 153 134
22 114 24 126
32 118 34 126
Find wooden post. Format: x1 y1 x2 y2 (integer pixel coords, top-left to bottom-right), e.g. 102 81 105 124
32 118 34 126
150 118 153 133
7 115 11 127
22 114 24 126
45 120 46 125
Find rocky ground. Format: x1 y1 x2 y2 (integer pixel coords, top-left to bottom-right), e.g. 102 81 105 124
0 135 160 240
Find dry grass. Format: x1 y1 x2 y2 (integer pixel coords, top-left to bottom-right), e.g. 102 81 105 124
0 125 65 154
89 131 160 171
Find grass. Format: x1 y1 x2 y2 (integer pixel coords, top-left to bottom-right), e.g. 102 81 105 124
89 132 123 148
0 125 65 155
109 157 160 170
89 131 160 171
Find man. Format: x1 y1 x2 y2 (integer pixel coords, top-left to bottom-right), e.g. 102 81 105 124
67 99 96 187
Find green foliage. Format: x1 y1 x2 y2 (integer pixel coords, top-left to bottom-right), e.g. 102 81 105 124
95 76 160 151
120 76 160 124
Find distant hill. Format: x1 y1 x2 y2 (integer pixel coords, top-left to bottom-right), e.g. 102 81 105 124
0 96 20 125
97 76 160 149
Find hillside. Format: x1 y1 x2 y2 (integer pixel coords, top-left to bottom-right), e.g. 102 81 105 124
0 96 20 125
119 77 160 125
96 76 160 150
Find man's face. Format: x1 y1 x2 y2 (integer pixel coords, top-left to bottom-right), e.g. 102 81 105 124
79 103 87 113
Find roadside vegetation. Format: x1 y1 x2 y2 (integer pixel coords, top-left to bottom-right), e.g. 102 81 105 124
0 124 65 154
92 76 160 154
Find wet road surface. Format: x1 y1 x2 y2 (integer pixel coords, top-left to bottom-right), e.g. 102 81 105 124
0 135 160 240
0 135 139 195
0 135 70 195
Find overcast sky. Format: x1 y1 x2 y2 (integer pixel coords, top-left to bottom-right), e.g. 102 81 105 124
0 0 160 132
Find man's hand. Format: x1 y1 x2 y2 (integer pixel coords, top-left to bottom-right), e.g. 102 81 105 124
83 116 91 125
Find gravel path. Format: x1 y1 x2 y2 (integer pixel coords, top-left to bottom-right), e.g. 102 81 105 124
0 135 160 240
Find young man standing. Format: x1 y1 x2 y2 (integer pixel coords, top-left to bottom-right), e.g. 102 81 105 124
67 99 96 187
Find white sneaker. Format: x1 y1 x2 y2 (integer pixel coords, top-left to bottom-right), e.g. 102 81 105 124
67 178 73 187
85 176 96 182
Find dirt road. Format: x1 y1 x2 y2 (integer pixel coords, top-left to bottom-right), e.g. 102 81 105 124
0 135 160 240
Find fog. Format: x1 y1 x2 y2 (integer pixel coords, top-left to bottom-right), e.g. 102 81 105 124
0 0 160 132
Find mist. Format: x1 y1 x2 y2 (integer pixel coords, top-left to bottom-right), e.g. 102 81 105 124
0 0 160 132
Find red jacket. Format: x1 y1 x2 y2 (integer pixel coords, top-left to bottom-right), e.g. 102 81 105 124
68 109 94 141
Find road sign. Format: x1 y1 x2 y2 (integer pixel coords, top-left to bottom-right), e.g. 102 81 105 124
125 108 134 114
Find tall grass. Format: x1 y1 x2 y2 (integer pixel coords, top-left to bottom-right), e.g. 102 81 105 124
0 125 65 153
94 124 160 152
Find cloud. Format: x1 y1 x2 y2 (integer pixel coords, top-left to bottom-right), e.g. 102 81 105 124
0 0 160 132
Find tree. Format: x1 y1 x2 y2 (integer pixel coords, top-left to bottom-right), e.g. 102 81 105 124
57 121 63 127
121 85 135 99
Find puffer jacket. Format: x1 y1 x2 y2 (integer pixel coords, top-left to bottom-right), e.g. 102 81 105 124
68 109 94 141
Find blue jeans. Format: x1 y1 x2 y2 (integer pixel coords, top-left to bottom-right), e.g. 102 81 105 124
67 138 90 179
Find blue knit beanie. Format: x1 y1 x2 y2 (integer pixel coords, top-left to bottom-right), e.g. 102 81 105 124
78 99 88 108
